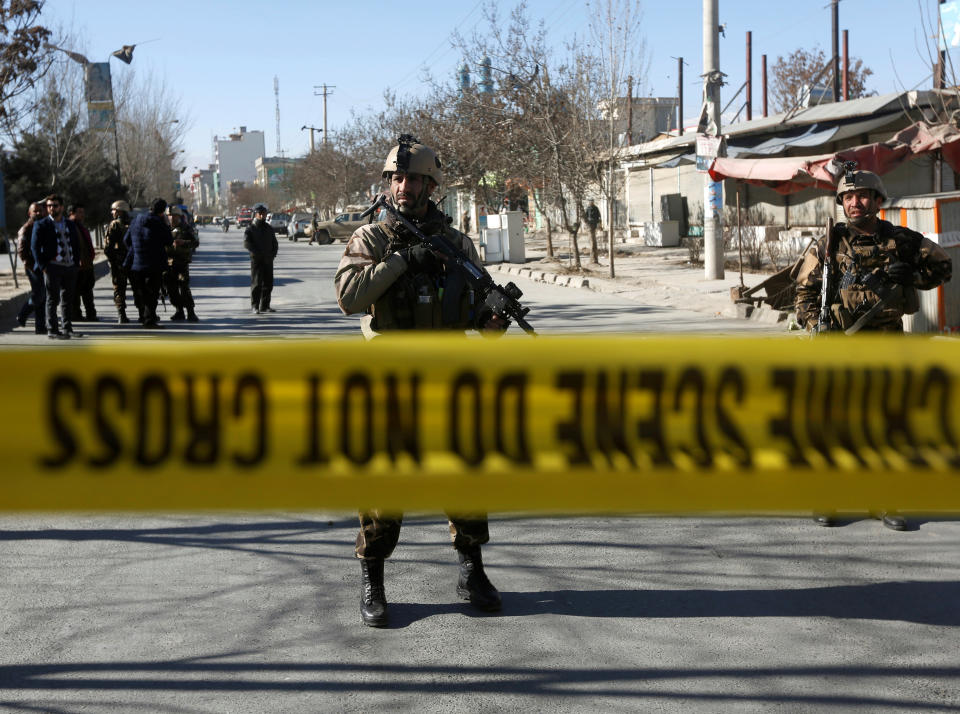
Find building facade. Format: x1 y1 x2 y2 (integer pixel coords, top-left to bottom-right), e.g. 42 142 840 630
214 127 266 205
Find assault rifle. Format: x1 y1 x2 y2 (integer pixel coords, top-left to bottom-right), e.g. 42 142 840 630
813 217 836 335
843 271 896 335
361 194 536 335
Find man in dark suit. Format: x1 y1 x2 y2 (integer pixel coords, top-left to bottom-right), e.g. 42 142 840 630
31 194 83 339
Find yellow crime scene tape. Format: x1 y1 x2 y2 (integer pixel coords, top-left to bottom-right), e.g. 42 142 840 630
1 335 959 513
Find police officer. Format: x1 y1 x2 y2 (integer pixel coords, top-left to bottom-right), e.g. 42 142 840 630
243 203 278 313
164 205 200 322
795 168 952 530
584 199 602 260
335 136 506 627
104 200 132 324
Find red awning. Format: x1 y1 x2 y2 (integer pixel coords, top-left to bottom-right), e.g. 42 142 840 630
707 121 960 194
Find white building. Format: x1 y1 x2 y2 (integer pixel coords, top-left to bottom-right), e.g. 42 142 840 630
214 126 266 204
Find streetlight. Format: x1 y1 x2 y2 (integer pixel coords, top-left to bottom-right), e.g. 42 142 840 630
301 124 322 153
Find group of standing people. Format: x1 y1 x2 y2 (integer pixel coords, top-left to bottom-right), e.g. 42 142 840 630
16 195 200 335
16 194 97 338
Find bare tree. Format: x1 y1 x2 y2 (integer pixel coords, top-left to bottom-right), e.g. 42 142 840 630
770 47 873 113
0 0 51 130
290 141 369 216
585 0 648 276
113 71 188 206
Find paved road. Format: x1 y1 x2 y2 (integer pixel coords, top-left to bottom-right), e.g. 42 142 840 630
1 512 959 712
0 224 782 342
4 225 956 711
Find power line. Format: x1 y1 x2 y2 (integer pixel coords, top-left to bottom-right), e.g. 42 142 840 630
391 1 486 91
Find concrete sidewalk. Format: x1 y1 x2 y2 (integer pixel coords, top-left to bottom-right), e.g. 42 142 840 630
0 246 109 323
0 231 791 330
484 232 791 328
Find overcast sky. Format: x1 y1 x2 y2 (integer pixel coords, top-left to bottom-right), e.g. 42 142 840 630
43 0 942 178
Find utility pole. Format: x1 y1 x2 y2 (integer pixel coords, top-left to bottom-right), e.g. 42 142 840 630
676 57 685 134
937 0 947 90
761 54 768 117
274 76 281 155
301 125 321 153
831 0 840 102
936 0 947 193
745 31 752 121
313 84 335 145
626 75 634 145
842 30 849 100
703 0 724 279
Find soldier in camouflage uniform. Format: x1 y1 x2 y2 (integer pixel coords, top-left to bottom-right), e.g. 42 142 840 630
104 200 132 324
795 168 952 531
164 205 199 322
335 136 507 627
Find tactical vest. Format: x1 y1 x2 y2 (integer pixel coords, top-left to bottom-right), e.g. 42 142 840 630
829 221 920 330
104 218 129 262
373 224 477 331
168 227 195 264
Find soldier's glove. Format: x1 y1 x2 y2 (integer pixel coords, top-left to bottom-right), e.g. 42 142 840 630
886 261 914 286
399 244 442 274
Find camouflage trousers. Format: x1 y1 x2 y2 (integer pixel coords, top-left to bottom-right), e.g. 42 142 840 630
164 262 194 310
355 510 489 560
108 256 129 309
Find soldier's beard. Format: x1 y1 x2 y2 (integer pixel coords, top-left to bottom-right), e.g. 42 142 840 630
396 186 430 217
846 211 877 229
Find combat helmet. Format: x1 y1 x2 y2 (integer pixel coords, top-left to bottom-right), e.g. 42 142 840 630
836 167 887 204
253 202 268 213
110 200 130 212
382 134 443 185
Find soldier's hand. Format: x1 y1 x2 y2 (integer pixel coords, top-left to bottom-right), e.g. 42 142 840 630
400 244 442 273
886 261 914 285
482 314 510 334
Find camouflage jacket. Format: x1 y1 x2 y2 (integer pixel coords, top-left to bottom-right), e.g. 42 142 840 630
335 201 485 335
103 217 130 263
167 225 199 265
795 219 952 332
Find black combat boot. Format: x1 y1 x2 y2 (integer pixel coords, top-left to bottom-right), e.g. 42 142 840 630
171 308 185 321
118 307 130 324
456 546 502 612
812 512 837 527
360 558 388 627
878 511 907 531
186 307 199 322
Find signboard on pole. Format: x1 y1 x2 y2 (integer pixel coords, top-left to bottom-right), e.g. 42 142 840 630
696 134 722 173
85 62 115 130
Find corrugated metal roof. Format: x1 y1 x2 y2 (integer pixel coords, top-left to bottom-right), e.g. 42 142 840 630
886 190 960 209
622 89 959 162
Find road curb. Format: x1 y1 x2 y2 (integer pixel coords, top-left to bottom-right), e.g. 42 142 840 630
0 256 111 325
489 263 593 292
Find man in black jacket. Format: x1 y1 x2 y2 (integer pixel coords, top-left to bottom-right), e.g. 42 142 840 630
243 203 278 313
124 197 174 328
31 194 83 339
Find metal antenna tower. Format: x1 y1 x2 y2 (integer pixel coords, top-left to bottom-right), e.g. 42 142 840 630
274 75 281 155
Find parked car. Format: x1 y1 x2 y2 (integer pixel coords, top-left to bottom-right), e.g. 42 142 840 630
268 213 289 235
287 212 313 241
307 211 367 244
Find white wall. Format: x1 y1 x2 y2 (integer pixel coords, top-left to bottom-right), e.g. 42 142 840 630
217 131 266 188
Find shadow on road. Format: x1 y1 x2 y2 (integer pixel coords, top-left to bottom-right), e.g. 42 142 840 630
0 659 957 708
